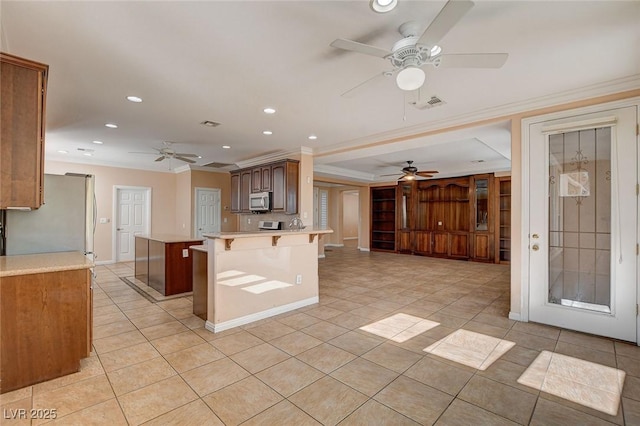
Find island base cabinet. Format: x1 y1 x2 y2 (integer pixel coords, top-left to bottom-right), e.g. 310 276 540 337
1 268 91 393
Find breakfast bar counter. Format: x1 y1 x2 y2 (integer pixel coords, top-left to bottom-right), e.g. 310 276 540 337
202 228 332 332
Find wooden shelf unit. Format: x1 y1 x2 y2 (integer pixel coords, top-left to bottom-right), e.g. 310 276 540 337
370 186 397 252
495 177 511 264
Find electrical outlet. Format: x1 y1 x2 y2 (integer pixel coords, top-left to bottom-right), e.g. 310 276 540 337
295 274 302 285
182 249 189 258
247 218 251 224
223 217 227 223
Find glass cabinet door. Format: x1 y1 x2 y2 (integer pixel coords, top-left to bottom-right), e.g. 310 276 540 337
475 178 489 231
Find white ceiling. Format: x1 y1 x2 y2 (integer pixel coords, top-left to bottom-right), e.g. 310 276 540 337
2 1 638 181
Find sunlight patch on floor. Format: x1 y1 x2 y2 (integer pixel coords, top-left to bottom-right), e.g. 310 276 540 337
517 350 625 416
359 313 439 343
423 329 515 370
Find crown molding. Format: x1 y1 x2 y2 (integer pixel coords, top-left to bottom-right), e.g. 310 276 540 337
313 165 376 182
314 75 640 158
236 146 313 168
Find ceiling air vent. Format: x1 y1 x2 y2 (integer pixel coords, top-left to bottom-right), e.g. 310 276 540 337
409 95 446 110
200 120 221 127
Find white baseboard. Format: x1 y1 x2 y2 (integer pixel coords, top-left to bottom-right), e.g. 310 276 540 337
95 260 116 265
508 312 523 321
324 243 344 247
317 254 326 259
205 296 319 333
358 247 370 252
343 237 358 240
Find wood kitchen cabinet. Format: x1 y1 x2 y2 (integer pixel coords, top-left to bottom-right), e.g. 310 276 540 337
271 160 299 213
135 235 203 296
0 52 48 209
0 252 92 393
470 174 495 262
230 159 299 214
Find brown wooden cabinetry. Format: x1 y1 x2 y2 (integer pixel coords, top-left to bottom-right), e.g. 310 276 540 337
271 160 299 213
1 265 91 393
230 159 298 214
370 186 396 252
495 177 511 263
470 174 494 262
135 235 203 296
414 177 471 259
0 52 48 209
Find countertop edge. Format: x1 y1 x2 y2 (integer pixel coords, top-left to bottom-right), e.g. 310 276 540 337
0 252 94 278
203 229 333 239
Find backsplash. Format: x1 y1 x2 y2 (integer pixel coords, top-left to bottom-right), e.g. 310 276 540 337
238 212 300 232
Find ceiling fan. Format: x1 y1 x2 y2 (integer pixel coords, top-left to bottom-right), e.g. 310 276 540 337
381 161 439 180
130 142 200 164
330 0 508 97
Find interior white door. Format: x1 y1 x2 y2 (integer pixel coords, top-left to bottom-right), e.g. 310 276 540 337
195 188 220 239
116 188 149 262
528 106 637 342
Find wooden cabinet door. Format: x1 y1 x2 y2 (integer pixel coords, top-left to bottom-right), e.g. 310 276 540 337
271 160 299 214
432 232 448 255
1 53 48 209
271 163 285 211
261 166 272 191
473 233 492 261
414 231 431 254
449 233 469 258
397 230 412 254
251 168 262 193
240 170 252 212
230 172 241 212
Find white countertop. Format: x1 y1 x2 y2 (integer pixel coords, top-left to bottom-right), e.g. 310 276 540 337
203 228 333 239
189 244 208 253
0 251 94 277
135 234 204 243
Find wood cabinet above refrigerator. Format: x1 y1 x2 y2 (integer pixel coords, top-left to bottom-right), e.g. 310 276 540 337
0 52 48 209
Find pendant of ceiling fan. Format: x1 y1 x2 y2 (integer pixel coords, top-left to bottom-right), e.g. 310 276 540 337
330 0 508 96
129 141 200 164
379 160 439 180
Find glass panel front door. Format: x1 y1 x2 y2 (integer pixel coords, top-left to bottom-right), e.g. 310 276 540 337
548 128 612 313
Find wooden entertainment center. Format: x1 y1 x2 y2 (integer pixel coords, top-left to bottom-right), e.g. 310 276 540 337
370 173 511 263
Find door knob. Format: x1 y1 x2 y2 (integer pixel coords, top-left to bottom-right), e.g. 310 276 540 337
532 234 539 239
532 244 539 251
117 228 123 231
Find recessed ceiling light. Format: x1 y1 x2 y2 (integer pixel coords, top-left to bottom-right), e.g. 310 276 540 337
126 96 142 103
263 107 276 114
370 0 397 13
83 152 93 157
57 150 68 154
263 130 273 135
222 145 231 149
105 123 118 128
197 155 202 159
308 135 317 140
92 140 103 145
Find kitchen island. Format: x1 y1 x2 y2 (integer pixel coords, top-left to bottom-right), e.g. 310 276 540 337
0 251 93 393
135 234 203 296
203 228 332 332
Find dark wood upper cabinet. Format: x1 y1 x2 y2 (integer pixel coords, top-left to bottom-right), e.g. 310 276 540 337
271 160 298 214
229 159 298 214
1 52 48 209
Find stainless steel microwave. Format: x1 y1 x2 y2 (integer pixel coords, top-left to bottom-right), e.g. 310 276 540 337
249 192 271 212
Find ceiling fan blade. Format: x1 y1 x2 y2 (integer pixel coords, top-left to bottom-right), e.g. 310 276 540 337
175 156 196 164
330 39 391 59
154 156 165 162
438 53 508 68
174 153 199 157
342 71 393 98
418 0 474 47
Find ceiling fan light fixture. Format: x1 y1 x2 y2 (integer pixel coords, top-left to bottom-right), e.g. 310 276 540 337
430 45 442 56
396 66 425 91
370 0 397 13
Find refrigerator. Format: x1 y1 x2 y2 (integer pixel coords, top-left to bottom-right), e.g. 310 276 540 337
1 173 96 259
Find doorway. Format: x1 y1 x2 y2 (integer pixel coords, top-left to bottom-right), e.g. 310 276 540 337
524 103 638 342
114 186 151 262
194 187 221 239
342 190 360 248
